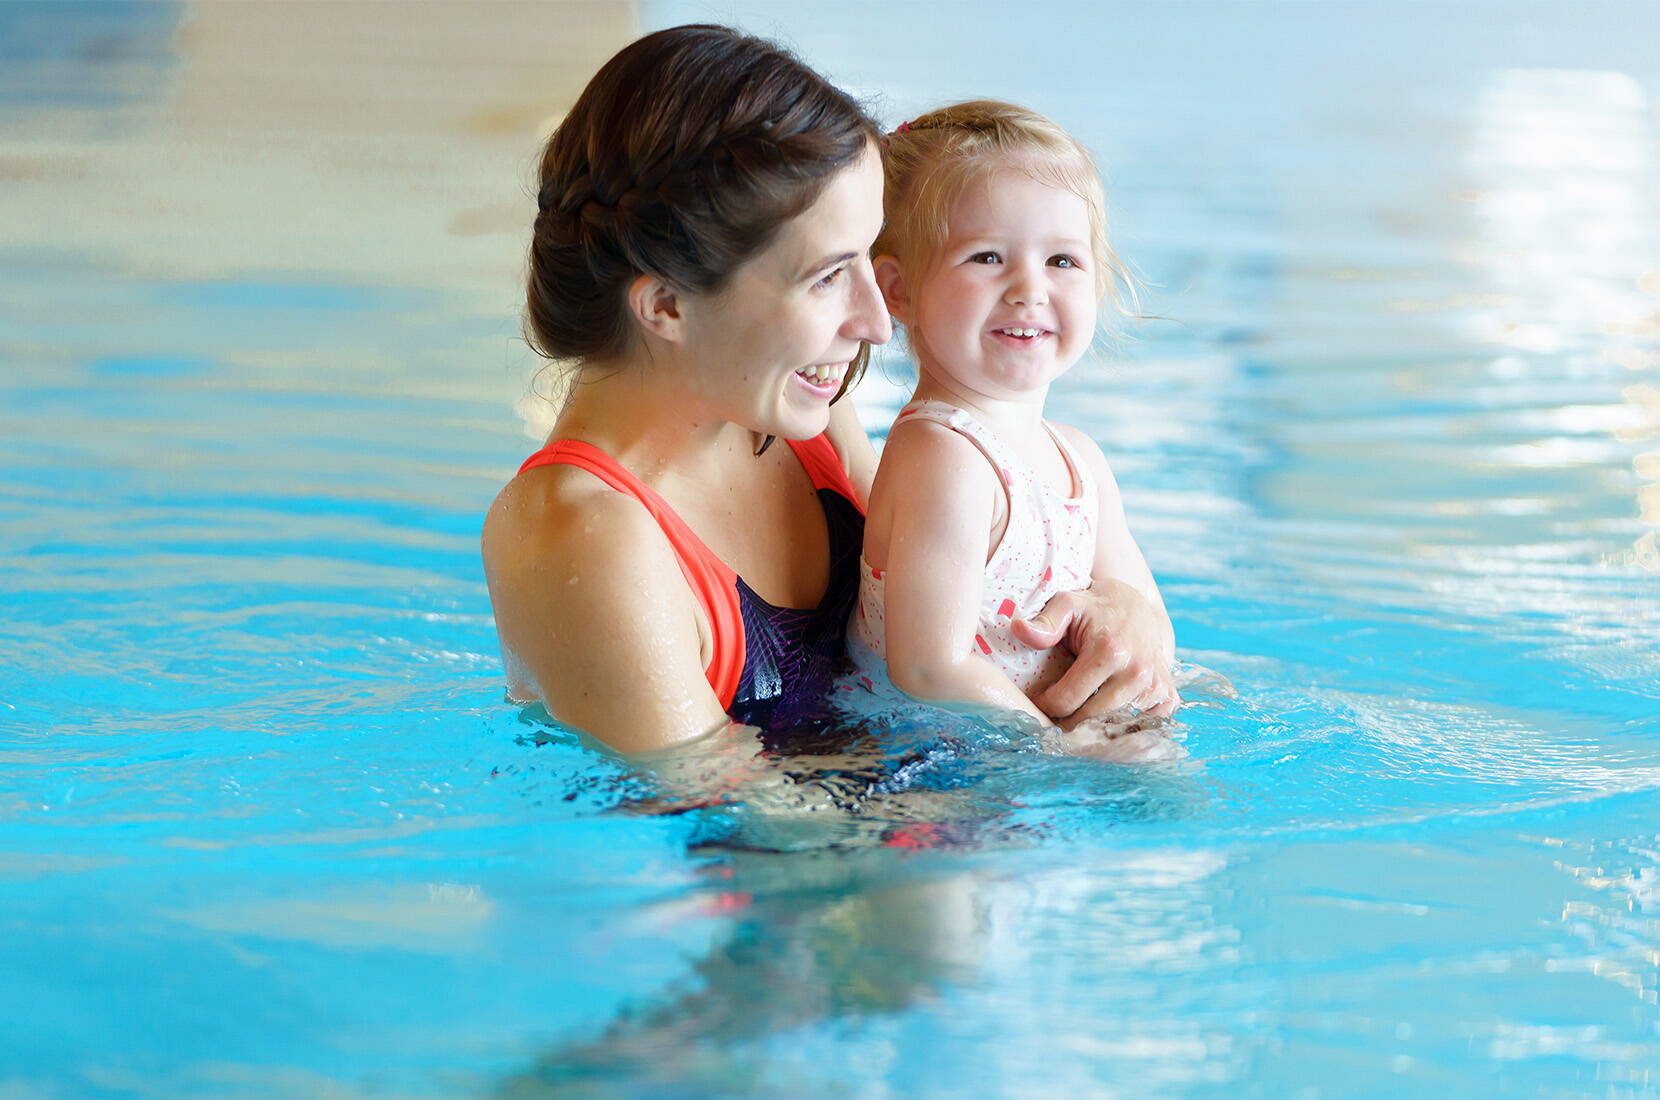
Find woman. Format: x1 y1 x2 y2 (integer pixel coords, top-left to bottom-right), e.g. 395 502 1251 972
483 25 1177 753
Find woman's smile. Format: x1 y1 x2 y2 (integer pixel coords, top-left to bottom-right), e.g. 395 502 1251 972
793 360 850 397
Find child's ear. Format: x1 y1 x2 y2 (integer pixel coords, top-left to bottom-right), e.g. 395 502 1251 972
872 255 912 324
626 274 683 343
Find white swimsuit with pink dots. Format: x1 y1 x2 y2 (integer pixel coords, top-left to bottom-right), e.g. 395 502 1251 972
849 398 1099 698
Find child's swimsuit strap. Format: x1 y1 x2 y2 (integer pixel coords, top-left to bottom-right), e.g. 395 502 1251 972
516 439 744 708
892 399 1021 484
892 399 1093 502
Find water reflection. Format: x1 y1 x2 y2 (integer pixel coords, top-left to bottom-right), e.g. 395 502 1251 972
1464 67 1660 575
499 853 993 1098
500 840 1242 1098
1547 833 1660 1009
489 708 1224 1094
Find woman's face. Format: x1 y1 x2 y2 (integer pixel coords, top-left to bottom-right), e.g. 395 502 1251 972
677 144 890 441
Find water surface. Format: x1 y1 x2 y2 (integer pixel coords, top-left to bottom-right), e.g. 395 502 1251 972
2 1 1658 1096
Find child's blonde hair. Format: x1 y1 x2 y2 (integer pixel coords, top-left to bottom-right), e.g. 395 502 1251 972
875 99 1136 314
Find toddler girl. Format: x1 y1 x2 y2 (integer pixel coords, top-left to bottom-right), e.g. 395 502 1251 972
850 101 1178 731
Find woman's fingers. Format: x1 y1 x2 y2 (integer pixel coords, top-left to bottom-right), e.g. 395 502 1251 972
1134 670 1183 717
1051 663 1150 727
1020 589 1125 717
1140 690 1181 717
1094 663 1154 717
1051 660 1183 726
1032 633 1128 718
1007 605 1072 651
1018 584 1182 722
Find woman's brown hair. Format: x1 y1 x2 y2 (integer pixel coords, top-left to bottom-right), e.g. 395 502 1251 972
526 24 880 396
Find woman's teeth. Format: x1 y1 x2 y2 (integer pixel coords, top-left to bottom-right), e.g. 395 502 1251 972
997 327 1042 338
796 362 847 385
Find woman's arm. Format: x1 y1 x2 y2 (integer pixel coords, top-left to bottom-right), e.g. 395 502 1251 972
826 396 879 504
1010 426 1180 722
866 421 1050 724
482 469 735 753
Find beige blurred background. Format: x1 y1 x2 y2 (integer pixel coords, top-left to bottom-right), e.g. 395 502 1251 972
8 0 637 314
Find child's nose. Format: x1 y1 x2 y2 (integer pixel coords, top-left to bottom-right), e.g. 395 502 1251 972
1004 264 1049 307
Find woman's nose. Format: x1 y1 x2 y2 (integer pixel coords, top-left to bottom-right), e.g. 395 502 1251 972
846 260 893 345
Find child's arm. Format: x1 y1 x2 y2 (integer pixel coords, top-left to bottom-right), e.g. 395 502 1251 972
1070 425 1173 654
865 420 1052 724
1042 425 1179 715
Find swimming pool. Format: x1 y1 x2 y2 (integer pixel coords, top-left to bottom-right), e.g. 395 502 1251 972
3 1 1658 1095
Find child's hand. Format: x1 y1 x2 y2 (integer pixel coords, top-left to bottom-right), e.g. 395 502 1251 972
1010 581 1181 724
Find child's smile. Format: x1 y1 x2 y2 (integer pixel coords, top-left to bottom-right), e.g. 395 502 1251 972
989 325 1052 348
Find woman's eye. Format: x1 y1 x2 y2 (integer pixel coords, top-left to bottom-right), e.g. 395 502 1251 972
969 251 1001 265
815 267 844 289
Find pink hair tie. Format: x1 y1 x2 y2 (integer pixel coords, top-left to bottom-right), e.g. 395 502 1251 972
895 120 911 134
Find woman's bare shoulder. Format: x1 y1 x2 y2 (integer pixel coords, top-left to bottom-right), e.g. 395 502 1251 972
481 464 724 746
483 464 674 595
487 462 612 545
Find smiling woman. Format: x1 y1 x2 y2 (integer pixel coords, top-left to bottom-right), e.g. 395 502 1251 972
483 25 892 751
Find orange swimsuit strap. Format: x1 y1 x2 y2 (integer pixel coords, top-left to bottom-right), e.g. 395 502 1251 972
516 433 862 709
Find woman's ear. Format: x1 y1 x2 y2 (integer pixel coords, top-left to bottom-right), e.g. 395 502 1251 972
872 255 912 325
625 274 683 343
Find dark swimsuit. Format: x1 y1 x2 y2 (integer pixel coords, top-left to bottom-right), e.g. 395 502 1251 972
516 434 865 730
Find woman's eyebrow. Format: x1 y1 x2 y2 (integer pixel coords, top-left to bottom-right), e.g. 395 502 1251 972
798 251 858 279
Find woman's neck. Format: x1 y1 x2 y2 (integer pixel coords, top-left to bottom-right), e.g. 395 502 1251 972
551 358 759 486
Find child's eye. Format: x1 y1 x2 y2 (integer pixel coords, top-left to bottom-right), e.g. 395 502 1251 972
1050 254 1081 269
968 251 1002 265
814 266 845 289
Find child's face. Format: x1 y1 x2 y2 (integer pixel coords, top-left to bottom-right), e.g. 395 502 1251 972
907 167 1097 404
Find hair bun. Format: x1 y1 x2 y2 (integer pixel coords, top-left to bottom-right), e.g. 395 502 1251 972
524 25 878 367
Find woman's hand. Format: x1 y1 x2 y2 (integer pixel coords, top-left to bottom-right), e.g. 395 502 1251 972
1010 580 1181 726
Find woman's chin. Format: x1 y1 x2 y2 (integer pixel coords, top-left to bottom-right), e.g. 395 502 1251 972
769 394 837 439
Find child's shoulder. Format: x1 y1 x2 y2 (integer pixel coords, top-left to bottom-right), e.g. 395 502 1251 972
873 404 1005 500
1047 420 1110 466
1046 419 1124 495
883 405 995 468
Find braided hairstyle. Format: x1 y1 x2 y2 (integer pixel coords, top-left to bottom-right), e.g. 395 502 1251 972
876 100 1135 311
527 25 880 378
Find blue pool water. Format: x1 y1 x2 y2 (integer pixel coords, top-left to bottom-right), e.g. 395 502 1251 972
3 1 1659 1096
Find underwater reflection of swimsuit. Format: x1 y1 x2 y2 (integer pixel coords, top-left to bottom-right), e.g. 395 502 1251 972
517 434 865 730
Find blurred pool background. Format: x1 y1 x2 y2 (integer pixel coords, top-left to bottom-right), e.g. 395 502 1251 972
2 1 1658 1096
